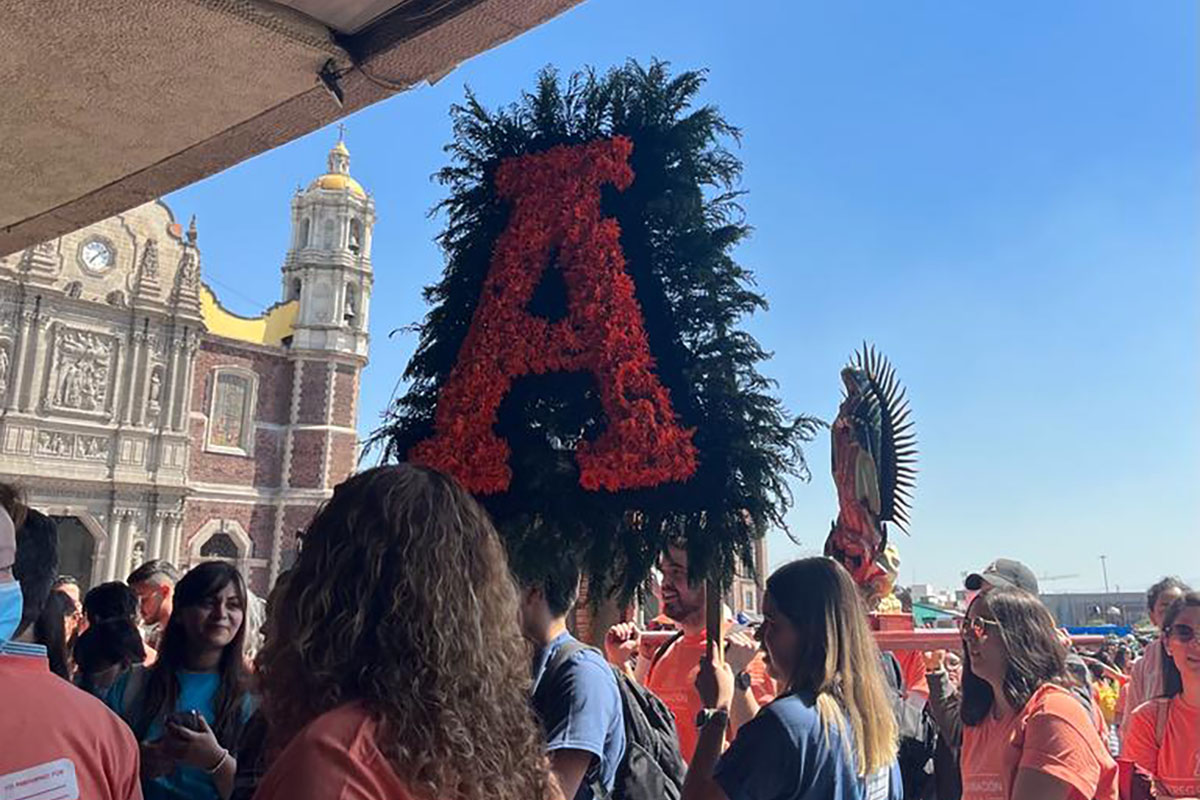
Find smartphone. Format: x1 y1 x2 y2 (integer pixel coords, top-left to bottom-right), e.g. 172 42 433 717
166 709 204 732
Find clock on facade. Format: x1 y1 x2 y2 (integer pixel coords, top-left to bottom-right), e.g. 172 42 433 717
78 237 115 273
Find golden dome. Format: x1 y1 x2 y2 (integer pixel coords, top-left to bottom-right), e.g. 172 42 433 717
309 173 366 197
331 140 350 156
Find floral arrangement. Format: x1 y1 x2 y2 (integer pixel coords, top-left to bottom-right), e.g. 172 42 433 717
411 137 698 493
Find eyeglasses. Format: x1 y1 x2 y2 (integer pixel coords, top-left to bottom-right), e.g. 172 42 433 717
1167 624 1196 644
959 615 1002 641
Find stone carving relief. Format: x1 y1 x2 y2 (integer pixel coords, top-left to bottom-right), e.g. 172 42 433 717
0 341 9 404
64 282 83 299
130 539 146 577
106 290 127 308
36 430 75 458
139 240 160 281
177 251 199 291
147 367 163 413
48 326 116 415
76 435 110 461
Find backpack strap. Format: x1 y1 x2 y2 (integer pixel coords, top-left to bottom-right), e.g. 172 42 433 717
534 639 590 702
646 629 685 682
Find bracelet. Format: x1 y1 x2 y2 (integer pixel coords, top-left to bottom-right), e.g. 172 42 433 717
204 748 229 774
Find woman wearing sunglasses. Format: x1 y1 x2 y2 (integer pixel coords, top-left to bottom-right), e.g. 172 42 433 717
959 586 1117 800
1121 592 1200 798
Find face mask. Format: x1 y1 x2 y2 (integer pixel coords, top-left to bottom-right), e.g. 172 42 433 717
0 581 22 642
0 505 19 641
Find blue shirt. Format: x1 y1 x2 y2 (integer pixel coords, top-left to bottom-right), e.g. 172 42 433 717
107 667 256 800
531 632 627 800
714 692 902 800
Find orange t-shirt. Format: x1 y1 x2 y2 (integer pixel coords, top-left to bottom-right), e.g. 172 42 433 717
0 653 142 800
1122 696 1200 798
894 649 930 699
961 683 1118 800
252 702 414 800
645 631 775 762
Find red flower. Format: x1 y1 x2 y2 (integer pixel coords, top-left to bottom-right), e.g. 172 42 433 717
411 137 698 493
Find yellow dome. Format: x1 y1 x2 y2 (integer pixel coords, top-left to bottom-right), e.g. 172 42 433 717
310 173 366 197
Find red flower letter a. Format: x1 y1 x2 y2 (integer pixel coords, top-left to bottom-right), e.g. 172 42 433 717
411 137 698 494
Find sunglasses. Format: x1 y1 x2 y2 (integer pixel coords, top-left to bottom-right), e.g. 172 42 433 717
1167 624 1196 644
959 615 1002 641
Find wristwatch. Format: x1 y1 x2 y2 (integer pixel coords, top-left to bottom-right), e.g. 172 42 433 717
734 671 753 692
695 707 729 730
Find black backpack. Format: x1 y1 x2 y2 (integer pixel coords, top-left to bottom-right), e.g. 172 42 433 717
880 651 937 800
535 640 687 800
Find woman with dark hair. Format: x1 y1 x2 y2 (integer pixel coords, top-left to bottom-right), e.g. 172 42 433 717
32 589 77 679
1119 576 1190 740
684 556 901 800
253 464 555 800
1121 591 1200 798
107 561 255 800
74 581 148 696
960 586 1117 800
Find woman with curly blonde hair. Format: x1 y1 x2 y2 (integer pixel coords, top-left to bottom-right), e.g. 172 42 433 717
252 464 556 800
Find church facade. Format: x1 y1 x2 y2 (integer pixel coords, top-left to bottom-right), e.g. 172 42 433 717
0 140 373 593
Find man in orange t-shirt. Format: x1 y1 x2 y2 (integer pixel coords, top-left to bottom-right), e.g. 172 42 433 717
605 544 774 762
961 683 1117 800
0 499 142 800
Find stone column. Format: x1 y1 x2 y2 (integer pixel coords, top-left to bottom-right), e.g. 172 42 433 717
106 510 126 582
163 331 182 432
19 314 50 413
175 333 199 433
167 514 185 567
148 512 166 561
118 511 138 581
5 310 31 411
123 329 146 425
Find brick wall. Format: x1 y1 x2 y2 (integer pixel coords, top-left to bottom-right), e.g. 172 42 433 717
331 364 358 428
327 430 357 485
296 360 329 424
189 338 294 490
192 341 292 425
289 429 327 488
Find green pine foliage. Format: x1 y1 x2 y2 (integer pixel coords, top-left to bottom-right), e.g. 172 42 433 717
371 61 820 602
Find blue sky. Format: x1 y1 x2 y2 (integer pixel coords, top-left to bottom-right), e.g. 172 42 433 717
167 1 1198 594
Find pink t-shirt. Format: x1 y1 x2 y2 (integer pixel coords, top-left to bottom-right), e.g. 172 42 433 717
1122 696 1200 798
1121 638 1165 740
0 653 142 800
254 703 415 800
961 683 1118 800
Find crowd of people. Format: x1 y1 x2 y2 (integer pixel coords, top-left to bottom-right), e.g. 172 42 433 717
1 469 1196 800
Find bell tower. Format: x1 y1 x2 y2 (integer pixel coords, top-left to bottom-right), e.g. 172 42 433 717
269 135 375 584
281 133 374 358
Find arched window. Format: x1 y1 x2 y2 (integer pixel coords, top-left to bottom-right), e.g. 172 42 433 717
343 283 357 326
207 368 258 455
290 278 302 301
200 532 239 560
348 219 362 253
298 218 310 248
322 218 336 250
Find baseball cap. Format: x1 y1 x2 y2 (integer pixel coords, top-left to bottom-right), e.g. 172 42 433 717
964 558 1039 595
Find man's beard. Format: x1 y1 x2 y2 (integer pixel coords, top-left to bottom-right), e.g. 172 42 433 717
664 596 701 622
